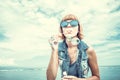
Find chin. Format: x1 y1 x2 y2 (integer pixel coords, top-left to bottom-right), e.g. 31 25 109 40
65 34 77 38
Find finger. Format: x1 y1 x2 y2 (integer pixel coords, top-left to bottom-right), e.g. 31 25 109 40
63 75 74 79
51 36 55 41
53 41 58 45
52 35 62 42
48 39 53 46
49 36 56 43
51 36 58 42
61 78 68 80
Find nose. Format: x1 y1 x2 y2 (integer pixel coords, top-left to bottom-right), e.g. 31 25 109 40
66 28 72 33
66 26 72 28
66 24 72 28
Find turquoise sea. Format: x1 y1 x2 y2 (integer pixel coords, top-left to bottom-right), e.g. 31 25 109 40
0 66 120 80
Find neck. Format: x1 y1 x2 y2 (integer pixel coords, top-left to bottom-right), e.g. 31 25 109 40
66 36 77 40
67 44 77 48
65 36 79 47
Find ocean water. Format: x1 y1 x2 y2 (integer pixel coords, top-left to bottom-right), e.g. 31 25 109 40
0 66 120 80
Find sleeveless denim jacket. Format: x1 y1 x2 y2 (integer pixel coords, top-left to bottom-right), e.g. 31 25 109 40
58 39 89 78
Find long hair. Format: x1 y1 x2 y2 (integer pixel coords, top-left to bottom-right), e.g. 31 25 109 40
59 14 83 40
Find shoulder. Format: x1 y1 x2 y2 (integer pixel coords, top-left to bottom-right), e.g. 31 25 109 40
80 39 91 50
86 46 96 59
81 39 91 47
86 47 95 54
81 39 96 57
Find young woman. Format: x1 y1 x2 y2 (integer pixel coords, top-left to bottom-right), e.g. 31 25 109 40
46 14 100 80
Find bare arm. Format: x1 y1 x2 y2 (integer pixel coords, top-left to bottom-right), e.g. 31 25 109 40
46 50 59 80
86 47 100 80
46 35 61 80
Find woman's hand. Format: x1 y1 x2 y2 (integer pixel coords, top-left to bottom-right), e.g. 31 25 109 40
62 75 87 80
62 75 78 80
49 34 63 51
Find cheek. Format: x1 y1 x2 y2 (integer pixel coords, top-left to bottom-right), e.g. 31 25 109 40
75 27 78 31
62 28 67 33
62 28 78 33
73 27 78 34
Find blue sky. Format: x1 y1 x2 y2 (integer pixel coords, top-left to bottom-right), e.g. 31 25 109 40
0 0 120 67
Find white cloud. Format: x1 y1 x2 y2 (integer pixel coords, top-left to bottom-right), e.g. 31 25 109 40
0 58 16 66
0 0 120 67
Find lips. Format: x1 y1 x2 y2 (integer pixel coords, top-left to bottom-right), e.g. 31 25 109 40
67 32 71 34
67 31 72 34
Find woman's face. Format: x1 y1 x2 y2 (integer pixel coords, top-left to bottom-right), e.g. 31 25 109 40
61 20 78 38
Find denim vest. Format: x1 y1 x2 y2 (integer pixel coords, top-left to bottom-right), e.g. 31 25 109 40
58 39 89 78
